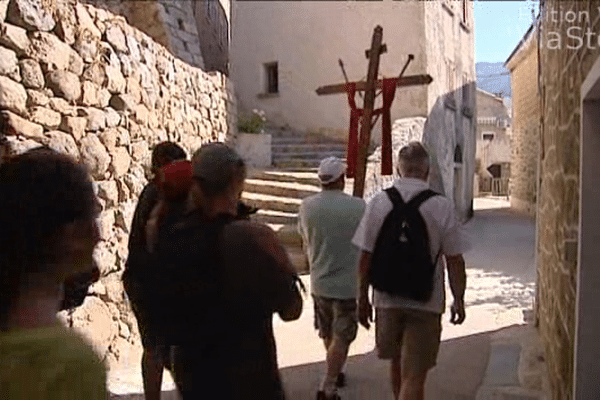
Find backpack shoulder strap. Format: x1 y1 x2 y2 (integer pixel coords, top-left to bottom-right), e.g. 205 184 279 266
384 186 405 209
407 189 438 210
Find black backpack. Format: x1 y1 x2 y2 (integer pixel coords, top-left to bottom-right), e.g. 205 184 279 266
369 187 441 301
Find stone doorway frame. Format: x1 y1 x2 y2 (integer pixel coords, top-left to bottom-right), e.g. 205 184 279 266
575 54 600 399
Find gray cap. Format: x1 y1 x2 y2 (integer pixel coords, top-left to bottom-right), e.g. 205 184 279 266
191 142 245 184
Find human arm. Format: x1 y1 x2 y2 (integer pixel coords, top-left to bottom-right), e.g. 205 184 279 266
446 254 466 324
297 203 309 256
352 196 385 330
438 200 470 325
222 221 303 321
251 222 303 320
357 250 373 329
278 278 303 321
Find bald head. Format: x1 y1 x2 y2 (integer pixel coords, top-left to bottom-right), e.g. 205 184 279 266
397 142 430 180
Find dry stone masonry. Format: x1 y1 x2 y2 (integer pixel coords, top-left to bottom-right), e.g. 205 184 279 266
537 1 600 398
0 0 236 369
84 0 206 69
363 117 426 202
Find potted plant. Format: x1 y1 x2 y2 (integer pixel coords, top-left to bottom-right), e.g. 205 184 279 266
235 109 272 167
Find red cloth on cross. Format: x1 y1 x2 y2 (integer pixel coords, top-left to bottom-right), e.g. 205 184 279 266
345 79 397 178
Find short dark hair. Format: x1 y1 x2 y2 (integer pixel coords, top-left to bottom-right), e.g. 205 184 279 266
398 141 430 177
191 143 246 197
0 147 96 326
151 142 187 173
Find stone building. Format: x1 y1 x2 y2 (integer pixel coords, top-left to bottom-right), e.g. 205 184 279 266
505 20 540 216
475 88 511 195
84 0 232 75
231 0 477 220
192 0 230 74
0 0 235 370
533 1 600 398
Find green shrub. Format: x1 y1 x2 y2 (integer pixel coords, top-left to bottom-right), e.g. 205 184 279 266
237 109 266 134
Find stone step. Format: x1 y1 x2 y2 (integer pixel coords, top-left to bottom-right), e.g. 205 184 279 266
250 210 298 226
272 152 347 161
241 192 302 214
247 169 321 186
245 179 319 199
271 143 347 153
271 136 346 146
273 159 323 169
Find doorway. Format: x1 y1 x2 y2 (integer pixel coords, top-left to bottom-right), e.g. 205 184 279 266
575 54 600 398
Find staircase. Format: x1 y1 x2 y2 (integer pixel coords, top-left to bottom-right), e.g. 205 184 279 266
269 127 347 169
241 169 319 273
241 127 357 273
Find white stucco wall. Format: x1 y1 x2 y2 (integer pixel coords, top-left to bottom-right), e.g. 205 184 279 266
422 0 476 219
231 1 428 141
231 0 476 220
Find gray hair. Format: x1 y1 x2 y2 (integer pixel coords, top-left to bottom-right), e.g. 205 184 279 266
397 141 430 177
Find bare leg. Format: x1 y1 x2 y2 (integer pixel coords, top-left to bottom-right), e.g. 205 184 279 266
322 336 332 351
399 371 428 400
142 347 164 400
321 337 350 394
391 356 402 400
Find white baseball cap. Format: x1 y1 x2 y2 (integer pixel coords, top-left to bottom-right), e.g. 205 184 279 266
318 157 346 184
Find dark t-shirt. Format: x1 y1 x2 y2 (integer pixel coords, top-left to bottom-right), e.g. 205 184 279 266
127 182 159 254
122 183 159 329
161 211 300 400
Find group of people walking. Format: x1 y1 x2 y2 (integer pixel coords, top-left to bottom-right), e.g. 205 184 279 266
123 142 304 399
0 101 469 400
298 142 470 400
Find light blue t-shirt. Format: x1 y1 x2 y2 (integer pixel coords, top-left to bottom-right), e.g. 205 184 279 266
298 190 365 299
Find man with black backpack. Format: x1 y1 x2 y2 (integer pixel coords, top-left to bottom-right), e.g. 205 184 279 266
352 142 470 400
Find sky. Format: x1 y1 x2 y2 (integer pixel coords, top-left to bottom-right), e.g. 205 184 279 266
474 0 539 63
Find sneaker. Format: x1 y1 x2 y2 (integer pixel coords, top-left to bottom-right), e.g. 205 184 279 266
335 372 346 388
316 390 341 400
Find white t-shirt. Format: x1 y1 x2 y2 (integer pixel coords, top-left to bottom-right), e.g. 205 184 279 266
352 177 471 314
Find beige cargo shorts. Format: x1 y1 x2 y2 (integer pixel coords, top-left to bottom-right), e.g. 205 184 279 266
312 295 358 345
375 307 442 374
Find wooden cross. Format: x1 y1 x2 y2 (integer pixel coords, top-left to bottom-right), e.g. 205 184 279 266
316 26 433 198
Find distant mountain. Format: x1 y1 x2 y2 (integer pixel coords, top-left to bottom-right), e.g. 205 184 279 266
476 62 511 98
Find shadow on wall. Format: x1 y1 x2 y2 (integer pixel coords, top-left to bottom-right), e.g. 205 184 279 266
82 0 172 50
84 0 230 75
82 0 209 70
192 0 229 75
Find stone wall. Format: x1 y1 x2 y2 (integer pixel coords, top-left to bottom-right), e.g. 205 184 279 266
424 0 477 221
475 89 511 178
537 1 600 398
0 0 235 369
85 0 206 69
363 117 425 202
506 26 540 217
193 0 230 74
364 113 475 223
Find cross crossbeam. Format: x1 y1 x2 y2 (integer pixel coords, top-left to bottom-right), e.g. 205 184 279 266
315 74 433 96
315 26 432 198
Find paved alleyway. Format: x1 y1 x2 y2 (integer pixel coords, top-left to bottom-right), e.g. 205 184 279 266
109 197 542 399
274 197 539 399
